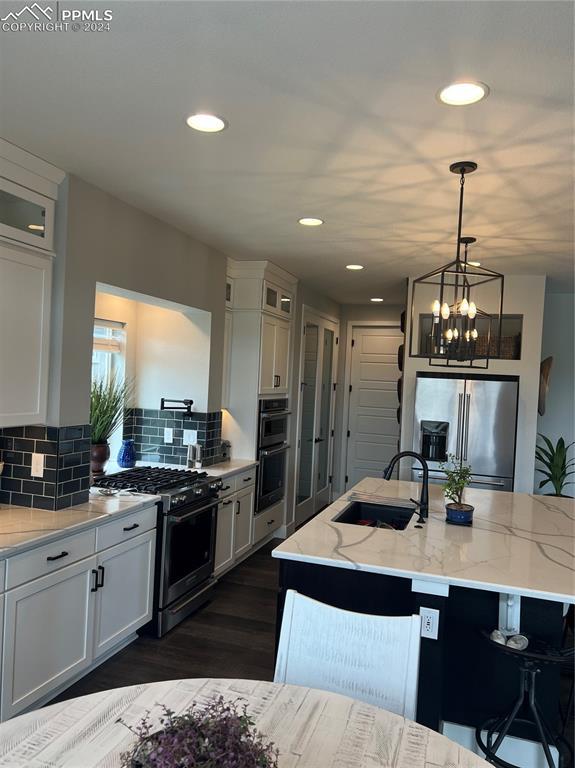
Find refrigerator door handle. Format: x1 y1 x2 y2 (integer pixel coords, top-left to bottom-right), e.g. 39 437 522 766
463 394 471 461
455 393 463 460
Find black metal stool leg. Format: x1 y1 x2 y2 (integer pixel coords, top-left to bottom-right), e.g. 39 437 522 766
527 671 559 768
489 668 529 755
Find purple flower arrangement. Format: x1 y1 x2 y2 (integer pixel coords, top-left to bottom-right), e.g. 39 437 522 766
120 696 279 768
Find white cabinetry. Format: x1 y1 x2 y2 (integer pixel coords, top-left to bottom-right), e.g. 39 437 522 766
93 531 155 659
259 315 290 395
214 471 255 577
263 280 293 318
2 556 97 719
222 310 233 409
0 243 52 427
0 506 157 720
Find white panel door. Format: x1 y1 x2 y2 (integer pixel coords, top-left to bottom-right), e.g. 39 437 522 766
0 244 52 427
234 485 254 558
2 556 97 720
259 315 277 394
273 319 290 394
214 497 235 576
93 531 155 659
346 327 403 488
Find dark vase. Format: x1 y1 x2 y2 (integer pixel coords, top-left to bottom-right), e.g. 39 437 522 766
117 439 136 469
90 442 110 478
445 502 474 526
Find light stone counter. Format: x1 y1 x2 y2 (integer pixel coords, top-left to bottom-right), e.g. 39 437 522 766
273 477 575 604
0 492 161 559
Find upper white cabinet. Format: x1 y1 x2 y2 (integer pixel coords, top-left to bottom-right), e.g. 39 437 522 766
259 315 290 395
222 311 233 409
0 243 52 427
0 177 55 252
225 277 234 309
263 280 293 318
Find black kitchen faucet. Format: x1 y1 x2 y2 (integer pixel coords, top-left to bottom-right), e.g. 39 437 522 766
383 451 430 521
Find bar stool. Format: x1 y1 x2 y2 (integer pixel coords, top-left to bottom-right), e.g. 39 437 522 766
476 631 573 768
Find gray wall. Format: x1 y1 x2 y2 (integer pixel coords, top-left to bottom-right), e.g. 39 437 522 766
49 176 227 426
536 291 575 492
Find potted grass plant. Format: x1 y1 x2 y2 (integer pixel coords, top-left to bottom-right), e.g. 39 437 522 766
90 376 133 477
440 453 474 525
535 434 574 497
120 696 278 768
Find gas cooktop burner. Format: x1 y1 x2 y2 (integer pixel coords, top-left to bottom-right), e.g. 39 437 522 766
94 466 209 495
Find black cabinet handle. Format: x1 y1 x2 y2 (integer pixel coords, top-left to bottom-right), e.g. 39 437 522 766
222 485 231 491
222 499 233 506
243 477 252 482
123 523 139 531
267 519 275 526
236 500 241 516
90 569 99 592
314 438 325 444
97 565 105 589
47 551 68 562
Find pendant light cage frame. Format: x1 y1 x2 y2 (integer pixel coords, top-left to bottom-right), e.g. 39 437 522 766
409 161 505 369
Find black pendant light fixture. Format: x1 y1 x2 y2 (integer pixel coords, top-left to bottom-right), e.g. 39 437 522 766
409 161 504 368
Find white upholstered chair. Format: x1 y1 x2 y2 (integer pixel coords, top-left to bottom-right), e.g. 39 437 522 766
274 589 421 719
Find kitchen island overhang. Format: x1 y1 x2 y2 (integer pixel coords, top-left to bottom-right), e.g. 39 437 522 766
273 478 574 743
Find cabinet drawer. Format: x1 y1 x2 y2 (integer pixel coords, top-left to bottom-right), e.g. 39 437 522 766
234 468 256 490
219 477 236 498
253 505 281 544
96 505 158 552
6 529 96 589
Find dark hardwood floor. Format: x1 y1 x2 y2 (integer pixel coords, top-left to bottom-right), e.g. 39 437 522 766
52 539 280 705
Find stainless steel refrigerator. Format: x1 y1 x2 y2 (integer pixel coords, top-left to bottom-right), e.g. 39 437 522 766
412 372 519 491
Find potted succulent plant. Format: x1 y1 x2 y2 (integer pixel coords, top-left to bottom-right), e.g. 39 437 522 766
440 453 474 525
120 696 279 768
90 376 133 477
535 434 574 497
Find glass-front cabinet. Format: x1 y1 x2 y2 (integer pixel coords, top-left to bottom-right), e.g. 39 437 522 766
263 279 293 318
0 177 54 251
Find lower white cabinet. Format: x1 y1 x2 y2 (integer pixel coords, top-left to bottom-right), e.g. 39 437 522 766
93 531 155 659
214 498 235 576
2 556 97 720
234 486 254 559
0 515 157 720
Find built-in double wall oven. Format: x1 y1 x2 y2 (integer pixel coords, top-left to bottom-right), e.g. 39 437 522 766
256 398 290 513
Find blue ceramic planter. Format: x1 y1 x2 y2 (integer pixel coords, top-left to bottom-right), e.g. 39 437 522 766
446 502 474 526
117 439 136 469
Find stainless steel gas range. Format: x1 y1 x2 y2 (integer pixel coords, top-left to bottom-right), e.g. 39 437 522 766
94 467 223 636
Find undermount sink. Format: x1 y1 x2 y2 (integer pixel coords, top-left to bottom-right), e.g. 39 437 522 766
332 500 415 530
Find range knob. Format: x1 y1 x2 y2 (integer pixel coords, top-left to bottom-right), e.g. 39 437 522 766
194 487 204 496
209 480 223 491
173 494 186 506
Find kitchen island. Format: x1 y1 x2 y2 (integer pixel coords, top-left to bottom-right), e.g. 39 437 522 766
273 478 574 752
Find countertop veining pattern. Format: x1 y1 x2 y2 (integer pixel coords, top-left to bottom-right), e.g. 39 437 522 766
273 478 575 603
0 493 161 558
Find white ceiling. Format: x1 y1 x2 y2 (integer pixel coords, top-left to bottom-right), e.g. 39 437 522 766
1 1 573 303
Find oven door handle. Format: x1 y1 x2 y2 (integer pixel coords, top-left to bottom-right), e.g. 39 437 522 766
260 411 291 420
259 443 290 457
168 500 217 523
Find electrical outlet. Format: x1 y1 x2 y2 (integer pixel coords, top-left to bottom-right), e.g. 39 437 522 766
420 607 440 640
164 427 173 444
183 429 197 446
31 453 44 478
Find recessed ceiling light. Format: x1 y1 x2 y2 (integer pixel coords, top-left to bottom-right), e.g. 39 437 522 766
27 224 45 231
186 113 227 132
438 81 489 106
370 297 384 302
468 260 481 267
298 217 323 226
346 264 364 271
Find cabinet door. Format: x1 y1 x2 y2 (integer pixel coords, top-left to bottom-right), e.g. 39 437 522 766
93 531 155 659
0 177 54 251
2 556 97 720
263 281 279 313
273 319 290 394
0 244 52 427
214 497 235 576
259 315 277 395
222 311 233 409
234 486 254 559
279 290 293 316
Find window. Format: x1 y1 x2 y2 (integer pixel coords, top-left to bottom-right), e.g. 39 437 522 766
92 319 127 458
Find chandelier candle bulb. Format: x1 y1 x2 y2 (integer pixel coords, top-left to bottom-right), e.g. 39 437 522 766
453 327 459 340
468 301 477 319
441 302 450 320
471 328 478 340
445 328 454 342
465 330 471 342
432 299 441 317
459 298 469 316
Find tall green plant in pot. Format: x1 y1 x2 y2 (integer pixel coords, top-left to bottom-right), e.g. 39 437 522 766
90 376 133 477
536 435 574 497
440 454 474 525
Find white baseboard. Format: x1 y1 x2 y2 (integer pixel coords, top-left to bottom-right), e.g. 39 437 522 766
442 721 560 768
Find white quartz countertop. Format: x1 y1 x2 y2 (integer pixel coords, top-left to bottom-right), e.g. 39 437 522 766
273 478 575 603
0 492 161 558
104 458 257 478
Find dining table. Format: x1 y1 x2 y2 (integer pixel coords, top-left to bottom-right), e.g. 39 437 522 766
0 678 490 767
